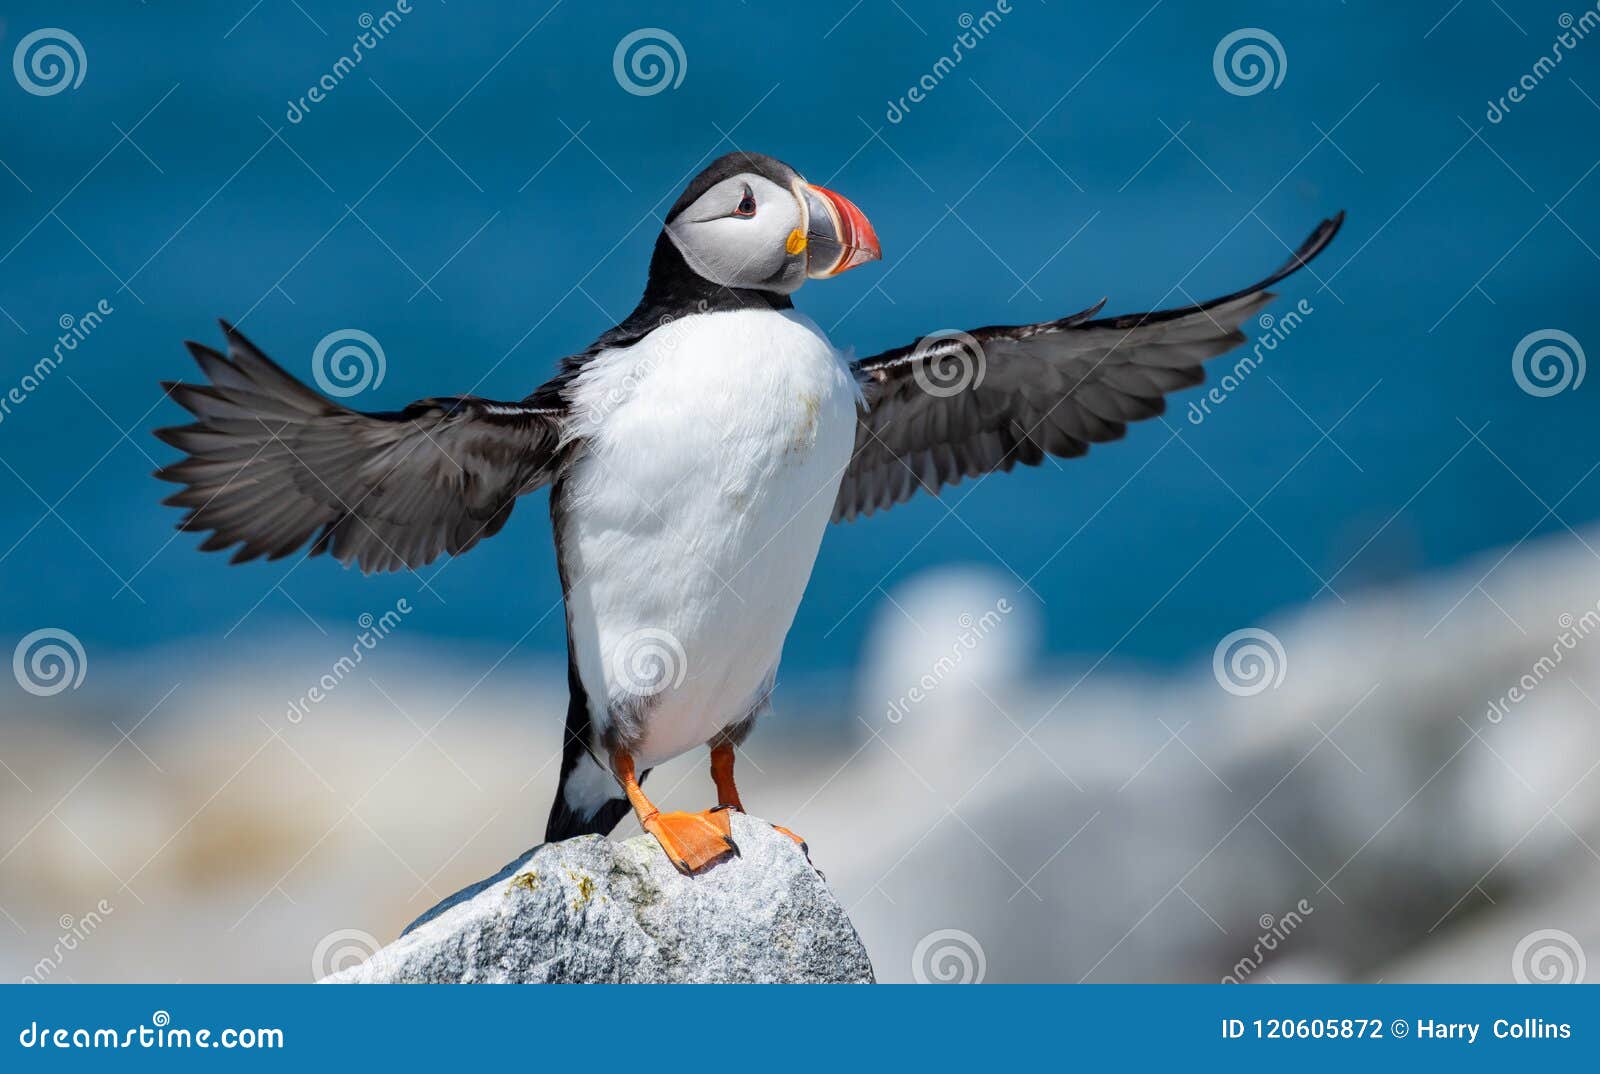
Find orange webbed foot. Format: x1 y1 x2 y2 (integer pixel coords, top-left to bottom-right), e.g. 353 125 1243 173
703 805 734 837
644 808 738 873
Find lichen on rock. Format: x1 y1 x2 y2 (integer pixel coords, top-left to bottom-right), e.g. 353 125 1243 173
322 812 875 984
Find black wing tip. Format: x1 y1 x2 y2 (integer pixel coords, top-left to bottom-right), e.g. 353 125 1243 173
183 338 229 367
1090 209 1346 331
1070 297 1108 325
1251 210 1344 287
151 423 196 449
157 382 222 422
1296 210 1345 265
215 317 253 357
172 520 326 570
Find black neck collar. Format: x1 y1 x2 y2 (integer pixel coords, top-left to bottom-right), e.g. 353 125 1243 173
588 233 793 353
527 231 799 411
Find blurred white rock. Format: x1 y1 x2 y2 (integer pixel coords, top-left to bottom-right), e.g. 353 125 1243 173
4 528 1600 982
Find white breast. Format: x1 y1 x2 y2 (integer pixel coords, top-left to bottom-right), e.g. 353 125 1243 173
559 307 860 768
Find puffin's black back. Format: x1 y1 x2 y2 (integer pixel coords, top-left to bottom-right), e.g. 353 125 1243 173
545 793 633 841
543 642 649 841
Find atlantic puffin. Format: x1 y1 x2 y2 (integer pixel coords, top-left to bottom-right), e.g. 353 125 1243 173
155 151 1342 872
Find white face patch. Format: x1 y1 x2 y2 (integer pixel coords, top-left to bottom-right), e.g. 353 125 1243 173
664 173 807 293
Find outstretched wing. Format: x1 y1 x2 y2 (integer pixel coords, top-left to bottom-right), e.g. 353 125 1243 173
833 213 1344 522
155 322 565 573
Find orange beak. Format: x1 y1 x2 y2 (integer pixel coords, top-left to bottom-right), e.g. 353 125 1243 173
802 183 882 278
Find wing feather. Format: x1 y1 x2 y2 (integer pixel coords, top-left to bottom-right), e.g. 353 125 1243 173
154 322 565 573
834 214 1343 521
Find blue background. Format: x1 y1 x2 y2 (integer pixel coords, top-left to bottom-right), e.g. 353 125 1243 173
0 0 1594 683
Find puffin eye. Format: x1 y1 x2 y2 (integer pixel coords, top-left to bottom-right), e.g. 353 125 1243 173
733 186 756 217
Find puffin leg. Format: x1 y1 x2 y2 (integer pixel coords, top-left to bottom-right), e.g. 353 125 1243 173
613 749 737 874
709 742 745 811
708 743 807 850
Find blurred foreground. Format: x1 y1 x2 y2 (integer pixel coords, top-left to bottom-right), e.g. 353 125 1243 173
3 524 1598 983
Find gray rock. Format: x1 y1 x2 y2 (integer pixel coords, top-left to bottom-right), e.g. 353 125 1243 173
323 812 875 983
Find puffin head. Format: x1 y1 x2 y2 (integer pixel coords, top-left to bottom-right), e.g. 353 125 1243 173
660 151 880 296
